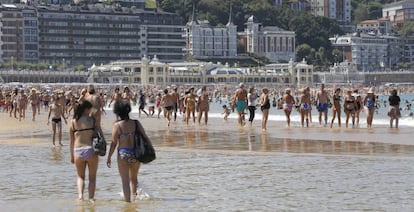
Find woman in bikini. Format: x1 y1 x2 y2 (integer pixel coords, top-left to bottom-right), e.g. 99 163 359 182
281 88 295 127
330 88 342 128
69 100 103 203
184 87 197 125
106 101 152 202
197 86 210 125
343 90 356 128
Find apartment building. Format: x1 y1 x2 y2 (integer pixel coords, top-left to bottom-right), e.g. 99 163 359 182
330 33 407 71
0 4 24 62
0 3 185 67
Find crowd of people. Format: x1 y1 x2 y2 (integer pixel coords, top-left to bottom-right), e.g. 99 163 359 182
0 83 412 131
0 83 412 202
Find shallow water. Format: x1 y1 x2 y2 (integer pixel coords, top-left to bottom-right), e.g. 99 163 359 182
1 122 414 211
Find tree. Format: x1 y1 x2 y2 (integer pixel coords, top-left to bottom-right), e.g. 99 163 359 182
399 22 414 37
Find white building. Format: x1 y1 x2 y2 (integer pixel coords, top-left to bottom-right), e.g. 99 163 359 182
183 5 237 59
244 15 296 63
330 33 404 72
88 56 314 87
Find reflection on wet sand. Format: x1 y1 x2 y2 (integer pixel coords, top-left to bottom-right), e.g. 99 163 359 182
50 146 63 161
154 128 414 156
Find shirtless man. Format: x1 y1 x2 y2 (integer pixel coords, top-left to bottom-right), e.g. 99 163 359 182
233 83 248 126
161 88 174 126
85 85 104 128
316 84 330 126
197 85 210 125
108 87 122 108
28 88 40 121
47 94 67 146
171 87 180 121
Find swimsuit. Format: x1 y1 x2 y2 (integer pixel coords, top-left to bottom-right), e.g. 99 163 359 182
365 97 375 111
116 122 138 163
301 103 310 111
261 99 270 111
345 100 355 113
317 103 328 112
283 103 293 111
236 100 246 112
74 146 94 160
52 117 62 124
164 106 173 111
118 148 138 163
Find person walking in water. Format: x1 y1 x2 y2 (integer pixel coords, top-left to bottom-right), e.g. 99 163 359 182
137 90 149 118
298 88 311 128
197 86 210 125
28 88 40 121
259 88 270 131
233 83 247 126
388 89 401 128
316 84 330 126
107 101 152 202
281 88 295 127
344 89 356 128
184 87 197 125
161 88 174 126
69 100 103 203
330 88 342 128
85 85 104 129
247 86 258 126
48 94 67 146
363 88 376 128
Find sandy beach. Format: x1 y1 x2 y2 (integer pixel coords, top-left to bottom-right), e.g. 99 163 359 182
0 106 412 147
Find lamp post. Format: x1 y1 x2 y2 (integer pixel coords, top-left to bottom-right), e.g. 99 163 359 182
11 56 13 72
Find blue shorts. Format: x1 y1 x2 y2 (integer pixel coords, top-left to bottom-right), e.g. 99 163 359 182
317 103 328 112
236 100 246 112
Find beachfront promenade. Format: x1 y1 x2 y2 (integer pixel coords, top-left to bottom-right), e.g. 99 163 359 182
1 68 414 86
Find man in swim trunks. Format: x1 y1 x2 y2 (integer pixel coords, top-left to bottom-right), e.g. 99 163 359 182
233 83 248 126
316 84 330 126
161 88 174 126
48 94 67 146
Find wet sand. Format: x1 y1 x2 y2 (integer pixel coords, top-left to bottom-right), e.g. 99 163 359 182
0 109 412 154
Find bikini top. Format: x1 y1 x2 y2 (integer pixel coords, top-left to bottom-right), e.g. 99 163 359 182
73 127 94 133
72 120 95 133
116 122 135 139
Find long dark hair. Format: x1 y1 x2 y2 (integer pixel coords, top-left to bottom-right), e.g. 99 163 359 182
113 101 131 120
73 100 92 120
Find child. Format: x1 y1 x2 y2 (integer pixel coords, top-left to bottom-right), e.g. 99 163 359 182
222 105 230 121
